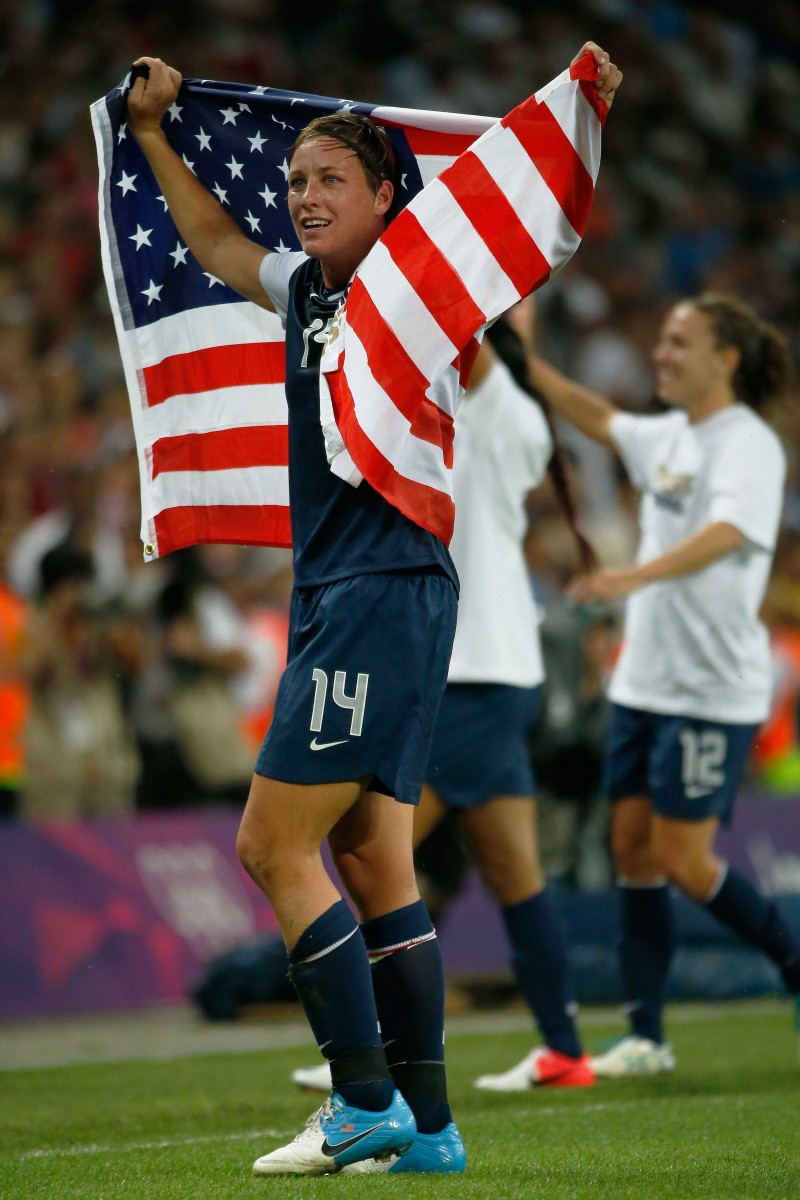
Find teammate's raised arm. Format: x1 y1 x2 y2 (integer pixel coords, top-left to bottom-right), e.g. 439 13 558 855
127 57 274 310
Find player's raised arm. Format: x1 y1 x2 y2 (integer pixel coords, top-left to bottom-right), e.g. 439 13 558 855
127 56 274 310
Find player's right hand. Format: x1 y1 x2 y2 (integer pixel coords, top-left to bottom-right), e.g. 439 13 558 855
127 57 183 135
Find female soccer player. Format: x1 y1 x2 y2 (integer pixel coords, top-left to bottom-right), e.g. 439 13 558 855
526 291 800 1075
126 45 621 1173
293 308 598 1111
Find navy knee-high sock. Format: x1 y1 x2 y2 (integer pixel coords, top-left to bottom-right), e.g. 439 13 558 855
288 899 393 1111
361 899 452 1134
705 865 800 993
501 889 583 1059
618 880 675 1044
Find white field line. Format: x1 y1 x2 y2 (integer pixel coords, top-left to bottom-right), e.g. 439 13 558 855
15 1091 768 1165
19 1127 288 1162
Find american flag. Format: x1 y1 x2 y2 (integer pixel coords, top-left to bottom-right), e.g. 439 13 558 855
91 56 606 559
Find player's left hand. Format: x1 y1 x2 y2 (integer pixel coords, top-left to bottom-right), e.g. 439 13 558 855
572 42 623 107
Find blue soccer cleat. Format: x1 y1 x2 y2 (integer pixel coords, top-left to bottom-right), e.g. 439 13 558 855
252 1090 415 1176
342 1121 466 1174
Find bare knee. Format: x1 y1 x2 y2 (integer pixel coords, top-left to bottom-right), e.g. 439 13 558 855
236 822 280 890
610 806 661 879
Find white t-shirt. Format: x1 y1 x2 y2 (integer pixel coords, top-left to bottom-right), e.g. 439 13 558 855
446 358 552 687
608 405 785 723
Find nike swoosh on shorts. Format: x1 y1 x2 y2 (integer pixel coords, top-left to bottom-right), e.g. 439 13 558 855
310 737 348 751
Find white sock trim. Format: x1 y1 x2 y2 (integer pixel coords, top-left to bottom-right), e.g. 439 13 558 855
704 862 728 904
292 924 359 965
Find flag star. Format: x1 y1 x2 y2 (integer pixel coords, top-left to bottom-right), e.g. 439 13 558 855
129 224 153 250
238 102 251 112
141 279 163 305
203 272 223 287
271 113 289 131
182 153 196 174
338 101 357 113
274 238 291 253
259 182 277 209
226 156 244 180
168 102 183 122
195 127 212 150
277 157 290 181
248 131 267 153
401 173 408 190
117 123 128 144
116 71 132 94
250 86 267 95
169 241 189 266
220 106 239 125
156 194 168 210
289 97 307 106
244 211 261 233
116 170 137 195
212 182 229 204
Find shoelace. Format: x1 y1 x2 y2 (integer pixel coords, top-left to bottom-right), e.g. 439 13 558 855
296 1094 343 1142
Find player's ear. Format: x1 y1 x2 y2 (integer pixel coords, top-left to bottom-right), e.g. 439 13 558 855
374 178 394 217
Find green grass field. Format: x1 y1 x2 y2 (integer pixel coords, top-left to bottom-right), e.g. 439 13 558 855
3 1002 798 1200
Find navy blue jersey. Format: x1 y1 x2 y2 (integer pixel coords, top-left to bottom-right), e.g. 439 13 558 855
283 259 457 589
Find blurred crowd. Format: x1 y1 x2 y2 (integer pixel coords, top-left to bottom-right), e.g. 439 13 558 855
1 2 799 863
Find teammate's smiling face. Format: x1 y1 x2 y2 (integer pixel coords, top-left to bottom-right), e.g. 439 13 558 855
652 302 737 415
287 137 393 290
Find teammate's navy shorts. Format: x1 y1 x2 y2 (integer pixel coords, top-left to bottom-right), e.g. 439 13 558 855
256 569 458 805
603 702 758 824
425 683 541 808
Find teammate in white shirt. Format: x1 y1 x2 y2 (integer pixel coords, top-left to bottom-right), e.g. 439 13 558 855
526 291 800 1075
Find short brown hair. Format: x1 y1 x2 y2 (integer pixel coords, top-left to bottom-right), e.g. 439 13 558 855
290 112 403 220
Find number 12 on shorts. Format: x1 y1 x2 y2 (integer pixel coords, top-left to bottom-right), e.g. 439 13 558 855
679 727 727 799
310 668 369 737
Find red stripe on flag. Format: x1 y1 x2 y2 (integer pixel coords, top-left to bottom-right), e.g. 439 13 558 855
151 425 289 479
329 366 455 544
153 503 292 558
383 210 486 350
442 151 552 296
376 121 477 161
502 96 595 238
345 277 455 467
569 49 609 127
458 339 482 388
143 342 285 407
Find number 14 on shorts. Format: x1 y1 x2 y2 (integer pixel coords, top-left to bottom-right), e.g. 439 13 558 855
310 668 370 742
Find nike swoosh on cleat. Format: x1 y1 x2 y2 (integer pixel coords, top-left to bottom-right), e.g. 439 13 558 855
310 737 348 751
321 1122 387 1158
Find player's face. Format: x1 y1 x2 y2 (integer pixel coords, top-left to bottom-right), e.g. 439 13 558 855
287 137 393 288
652 303 732 412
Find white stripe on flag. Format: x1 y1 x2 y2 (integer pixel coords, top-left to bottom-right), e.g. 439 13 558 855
141 384 288 447
411 176 520 316
357 240 459 380
344 326 452 489
472 126 581 263
147 465 289 518
131 301 283 366
544 81 602 182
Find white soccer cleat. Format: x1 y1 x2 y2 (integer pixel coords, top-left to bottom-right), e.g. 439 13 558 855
252 1090 415 1176
474 1046 594 1091
590 1036 676 1078
291 1061 333 1092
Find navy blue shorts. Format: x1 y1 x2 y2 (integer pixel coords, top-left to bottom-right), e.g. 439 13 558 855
425 683 541 808
603 703 758 824
256 570 458 805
